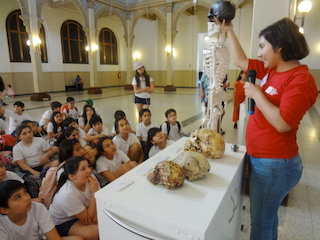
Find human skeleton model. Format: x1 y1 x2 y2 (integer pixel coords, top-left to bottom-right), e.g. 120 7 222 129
202 21 230 132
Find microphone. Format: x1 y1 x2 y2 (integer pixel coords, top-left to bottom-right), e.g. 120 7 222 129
247 69 256 115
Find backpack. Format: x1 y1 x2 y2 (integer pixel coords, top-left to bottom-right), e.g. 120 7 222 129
0 134 16 151
61 105 78 117
18 171 41 199
38 162 65 208
160 121 181 136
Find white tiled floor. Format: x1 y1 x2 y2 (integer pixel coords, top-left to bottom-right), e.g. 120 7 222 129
3 86 319 240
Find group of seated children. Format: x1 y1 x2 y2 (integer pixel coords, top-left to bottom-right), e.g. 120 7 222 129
0 97 186 239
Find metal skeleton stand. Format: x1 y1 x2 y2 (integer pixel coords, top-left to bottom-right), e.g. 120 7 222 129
202 22 230 133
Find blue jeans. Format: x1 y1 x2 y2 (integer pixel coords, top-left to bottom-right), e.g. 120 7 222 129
249 154 303 240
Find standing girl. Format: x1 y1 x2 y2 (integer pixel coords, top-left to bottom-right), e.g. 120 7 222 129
218 17 318 239
78 105 98 133
112 118 143 163
47 111 64 140
132 62 155 114
49 156 99 240
232 71 246 129
13 125 59 177
96 136 137 183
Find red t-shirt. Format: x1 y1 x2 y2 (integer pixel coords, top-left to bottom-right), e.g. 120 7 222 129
246 59 318 158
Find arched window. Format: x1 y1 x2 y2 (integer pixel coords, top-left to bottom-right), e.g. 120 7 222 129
6 10 48 63
61 20 88 64
99 28 118 65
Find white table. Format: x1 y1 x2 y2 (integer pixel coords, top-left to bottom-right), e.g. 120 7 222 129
95 137 246 240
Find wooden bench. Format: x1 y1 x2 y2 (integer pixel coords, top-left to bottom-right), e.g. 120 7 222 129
65 85 77 91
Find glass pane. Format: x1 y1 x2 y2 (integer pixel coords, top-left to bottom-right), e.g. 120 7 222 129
19 18 26 32
79 29 84 40
63 40 70 62
112 46 118 64
71 40 80 62
99 32 104 42
106 31 111 43
111 35 116 45
69 23 78 39
10 33 20 60
9 15 17 30
62 25 68 38
106 45 111 63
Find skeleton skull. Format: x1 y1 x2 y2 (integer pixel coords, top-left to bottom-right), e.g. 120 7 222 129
147 161 185 189
174 151 210 181
184 128 225 158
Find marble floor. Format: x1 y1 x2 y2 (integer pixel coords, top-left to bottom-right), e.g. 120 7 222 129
3 86 319 240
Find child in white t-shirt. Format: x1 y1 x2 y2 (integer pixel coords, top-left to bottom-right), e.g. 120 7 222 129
13 125 59 177
39 101 62 132
112 118 143 163
96 137 137 183
161 108 185 141
61 97 79 120
49 156 99 240
147 127 174 158
111 110 135 136
0 180 74 240
86 116 109 143
47 111 64 140
136 109 157 142
0 101 32 134
0 162 24 183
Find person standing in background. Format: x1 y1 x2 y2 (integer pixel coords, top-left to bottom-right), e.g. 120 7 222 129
132 62 154 116
0 76 7 106
232 71 246 129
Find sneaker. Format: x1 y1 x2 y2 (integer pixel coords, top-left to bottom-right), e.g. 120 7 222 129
220 129 225 136
234 123 238 129
2 103 8 106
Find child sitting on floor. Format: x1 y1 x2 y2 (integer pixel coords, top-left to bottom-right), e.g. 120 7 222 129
147 127 174 158
49 156 99 240
136 109 157 142
13 124 59 177
61 97 79 120
112 118 143 163
161 108 185 141
0 101 32 135
111 110 135 136
46 111 64 141
86 116 109 143
0 180 84 240
96 136 137 184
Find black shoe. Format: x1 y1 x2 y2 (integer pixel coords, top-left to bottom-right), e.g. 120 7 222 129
234 123 238 129
2 103 7 106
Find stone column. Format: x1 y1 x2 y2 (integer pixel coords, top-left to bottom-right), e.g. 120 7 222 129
87 2 101 94
124 12 133 90
25 0 50 101
164 3 176 92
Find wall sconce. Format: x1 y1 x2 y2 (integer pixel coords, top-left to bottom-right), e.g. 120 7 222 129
26 37 41 51
294 0 312 33
133 52 141 61
165 46 176 57
85 44 98 54
91 44 98 52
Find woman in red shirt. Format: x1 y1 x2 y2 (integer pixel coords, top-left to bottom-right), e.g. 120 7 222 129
217 17 318 240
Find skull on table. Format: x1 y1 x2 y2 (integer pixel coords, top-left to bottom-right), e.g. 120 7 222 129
184 128 225 159
174 151 210 181
147 161 185 189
